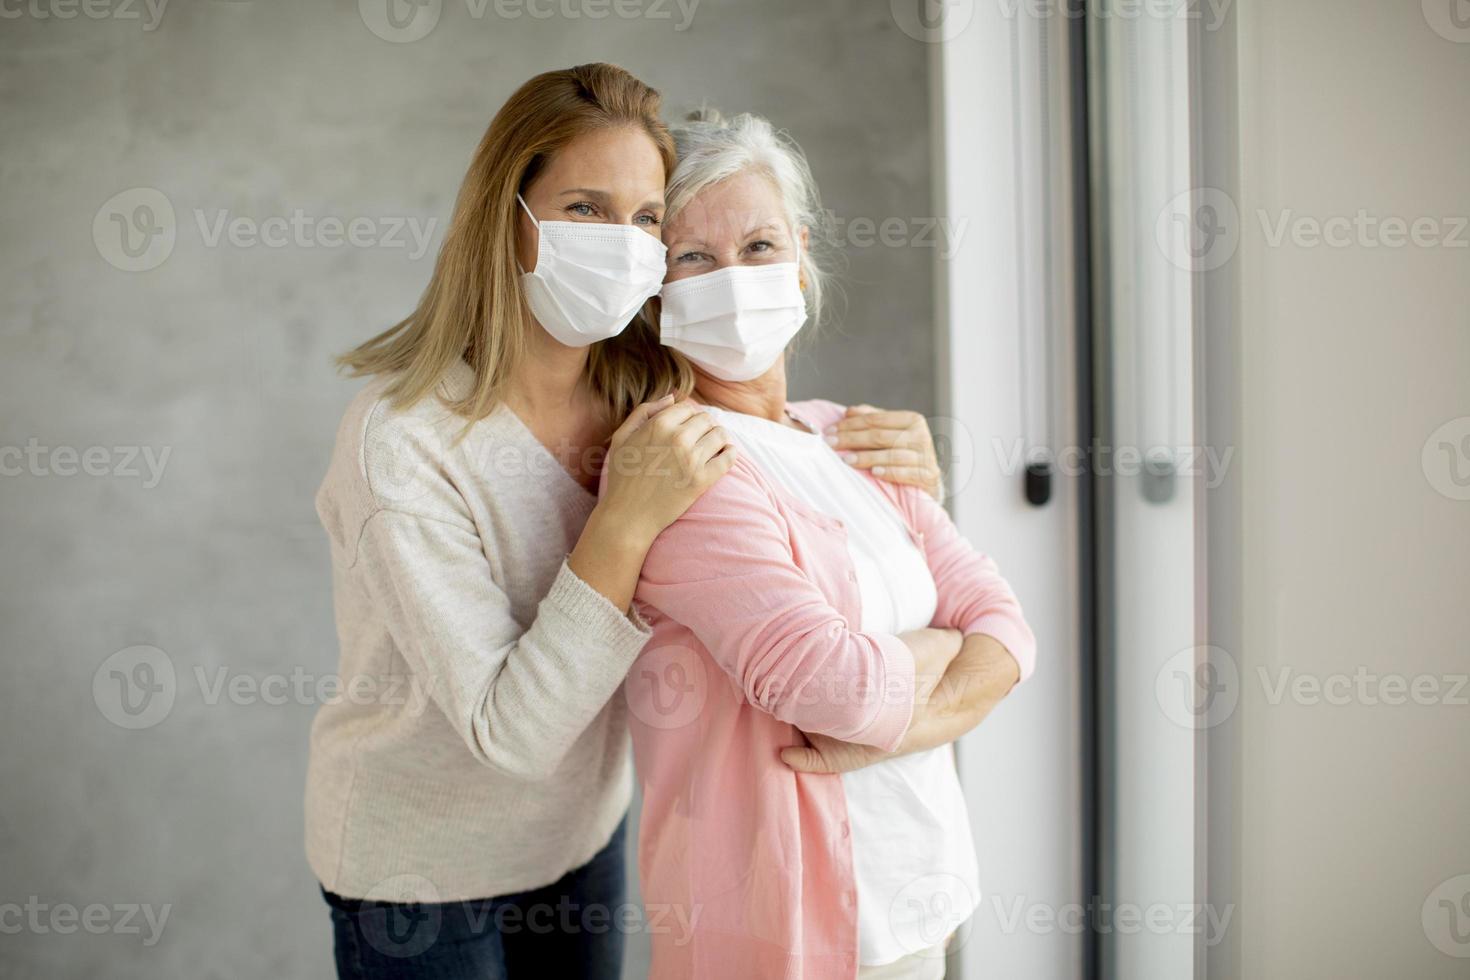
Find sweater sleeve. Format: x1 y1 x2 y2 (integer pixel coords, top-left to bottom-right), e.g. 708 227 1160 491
354 507 651 781
634 461 915 751
904 488 1038 683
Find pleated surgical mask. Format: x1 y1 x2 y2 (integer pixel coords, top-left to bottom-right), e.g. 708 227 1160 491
658 251 808 382
518 194 669 348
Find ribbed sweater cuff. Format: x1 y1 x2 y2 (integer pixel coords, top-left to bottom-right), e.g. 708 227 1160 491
543 560 652 655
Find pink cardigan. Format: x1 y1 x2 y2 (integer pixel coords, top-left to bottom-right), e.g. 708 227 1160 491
624 399 1036 980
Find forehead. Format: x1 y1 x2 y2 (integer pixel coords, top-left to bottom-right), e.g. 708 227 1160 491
666 170 788 243
532 126 667 194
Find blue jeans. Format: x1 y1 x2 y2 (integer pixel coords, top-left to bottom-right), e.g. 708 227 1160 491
322 818 627 979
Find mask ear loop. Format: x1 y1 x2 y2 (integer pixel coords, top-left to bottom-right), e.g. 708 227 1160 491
516 194 540 275
516 194 540 228
793 226 807 291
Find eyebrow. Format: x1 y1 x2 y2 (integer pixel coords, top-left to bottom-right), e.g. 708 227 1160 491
743 222 786 239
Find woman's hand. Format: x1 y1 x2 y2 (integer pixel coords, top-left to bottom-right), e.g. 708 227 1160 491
779 731 887 775
599 395 737 542
826 405 943 500
568 396 735 613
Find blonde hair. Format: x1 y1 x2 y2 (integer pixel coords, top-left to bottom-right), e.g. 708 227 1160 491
664 107 835 324
338 63 694 424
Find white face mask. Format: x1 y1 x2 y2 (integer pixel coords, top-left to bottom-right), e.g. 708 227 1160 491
658 254 808 382
518 194 668 348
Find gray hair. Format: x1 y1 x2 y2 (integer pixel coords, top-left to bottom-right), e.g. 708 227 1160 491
665 107 834 324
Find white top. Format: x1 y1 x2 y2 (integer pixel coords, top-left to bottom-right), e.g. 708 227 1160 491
306 361 651 901
708 406 980 966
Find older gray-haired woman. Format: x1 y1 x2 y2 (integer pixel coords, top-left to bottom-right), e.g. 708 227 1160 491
623 109 1036 980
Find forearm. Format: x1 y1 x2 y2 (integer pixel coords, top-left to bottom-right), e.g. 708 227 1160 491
901 627 964 698
893 632 1021 756
753 627 915 748
358 510 651 780
566 503 657 613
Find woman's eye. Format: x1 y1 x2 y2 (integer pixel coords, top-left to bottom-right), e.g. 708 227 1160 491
675 251 707 264
567 202 597 217
635 213 662 227
747 240 773 254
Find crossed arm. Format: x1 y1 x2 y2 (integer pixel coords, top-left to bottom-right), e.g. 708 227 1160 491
781 632 1021 773
643 401 1032 771
784 427 1036 773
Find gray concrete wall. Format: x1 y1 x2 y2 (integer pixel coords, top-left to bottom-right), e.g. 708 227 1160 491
0 2 935 977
